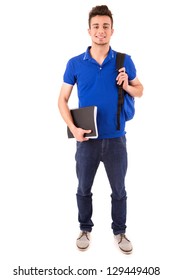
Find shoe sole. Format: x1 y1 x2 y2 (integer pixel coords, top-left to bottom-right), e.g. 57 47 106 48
119 247 133 255
76 244 90 251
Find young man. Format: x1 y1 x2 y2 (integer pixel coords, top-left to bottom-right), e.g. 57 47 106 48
58 5 143 254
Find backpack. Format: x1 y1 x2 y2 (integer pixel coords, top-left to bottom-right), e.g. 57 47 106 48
116 52 135 130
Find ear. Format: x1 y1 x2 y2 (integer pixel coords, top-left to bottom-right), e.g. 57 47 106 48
88 28 91 36
111 28 114 36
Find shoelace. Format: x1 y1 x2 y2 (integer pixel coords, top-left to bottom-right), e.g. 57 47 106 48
79 231 90 240
118 234 130 244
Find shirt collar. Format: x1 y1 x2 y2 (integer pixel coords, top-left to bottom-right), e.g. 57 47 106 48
83 46 114 61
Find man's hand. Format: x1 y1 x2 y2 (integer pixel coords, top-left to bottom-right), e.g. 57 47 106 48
72 127 92 142
116 67 129 91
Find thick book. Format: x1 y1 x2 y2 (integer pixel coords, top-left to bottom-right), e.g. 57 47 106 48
67 106 98 139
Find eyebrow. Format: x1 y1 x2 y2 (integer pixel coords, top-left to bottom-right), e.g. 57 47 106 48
92 23 110 26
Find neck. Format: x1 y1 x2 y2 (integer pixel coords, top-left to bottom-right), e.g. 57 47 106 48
90 44 110 57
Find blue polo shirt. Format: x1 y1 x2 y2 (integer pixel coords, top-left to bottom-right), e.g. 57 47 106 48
63 46 136 139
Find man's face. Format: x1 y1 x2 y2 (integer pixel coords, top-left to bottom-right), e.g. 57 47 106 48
88 15 114 46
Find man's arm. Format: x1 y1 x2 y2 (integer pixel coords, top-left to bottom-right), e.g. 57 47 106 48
58 83 91 142
126 77 143 97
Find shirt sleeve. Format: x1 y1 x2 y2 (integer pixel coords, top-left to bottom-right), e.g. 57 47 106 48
124 54 137 81
63 59 76 85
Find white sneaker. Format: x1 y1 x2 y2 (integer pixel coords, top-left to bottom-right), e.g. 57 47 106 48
115 233 133 254
76 231 90 251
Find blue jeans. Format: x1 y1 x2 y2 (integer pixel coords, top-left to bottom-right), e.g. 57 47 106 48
75 137 127 235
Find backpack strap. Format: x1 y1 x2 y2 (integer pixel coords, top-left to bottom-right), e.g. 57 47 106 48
116 52 126 130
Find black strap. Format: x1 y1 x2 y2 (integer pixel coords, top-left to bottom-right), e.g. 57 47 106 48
116 52 126 130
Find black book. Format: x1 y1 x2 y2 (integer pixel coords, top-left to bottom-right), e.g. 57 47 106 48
67 106 98 139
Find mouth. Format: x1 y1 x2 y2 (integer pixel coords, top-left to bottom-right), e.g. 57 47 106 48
96 36 106 39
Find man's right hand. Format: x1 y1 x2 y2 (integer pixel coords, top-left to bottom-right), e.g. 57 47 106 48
72 127 92 142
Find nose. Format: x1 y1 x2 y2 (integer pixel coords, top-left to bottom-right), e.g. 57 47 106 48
98 27 104 33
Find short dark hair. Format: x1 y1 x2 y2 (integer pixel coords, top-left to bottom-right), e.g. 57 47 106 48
88 5 113 28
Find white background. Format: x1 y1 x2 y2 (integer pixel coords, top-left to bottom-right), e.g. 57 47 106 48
0 0 173 279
